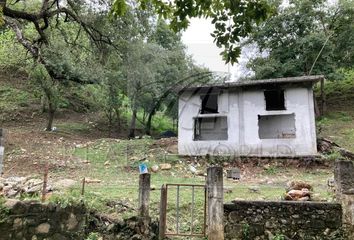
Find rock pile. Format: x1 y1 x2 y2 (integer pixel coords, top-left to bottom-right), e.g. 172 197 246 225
0 176 76 198
0 176 46 198
284 180 313 201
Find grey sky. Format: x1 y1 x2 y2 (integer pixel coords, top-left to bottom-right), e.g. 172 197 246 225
181 19 231 75
182 18 246 81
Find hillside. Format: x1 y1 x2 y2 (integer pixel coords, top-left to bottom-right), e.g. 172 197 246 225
0 72 353 223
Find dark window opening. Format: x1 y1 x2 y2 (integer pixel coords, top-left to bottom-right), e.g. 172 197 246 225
264 89 285 110
258 114 296 139
201 93 218 114
194 116 228 141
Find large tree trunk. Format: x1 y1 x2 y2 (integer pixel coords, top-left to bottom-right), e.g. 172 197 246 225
107 109 113 137
46 93 56 131
46 107 55 131
129 107 137 138
115 108 120 129
145 109 156 136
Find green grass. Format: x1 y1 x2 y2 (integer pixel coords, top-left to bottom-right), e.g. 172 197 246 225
0 197 10 224
56 122 92 134
0 85 35 112
49 138 335 230
314 70 354 152
317 111 354 152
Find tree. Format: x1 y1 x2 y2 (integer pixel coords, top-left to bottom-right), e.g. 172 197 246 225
0 0 116 130
0 0 218 136
246 0 354 79
112 0 271 64
123 20 213 137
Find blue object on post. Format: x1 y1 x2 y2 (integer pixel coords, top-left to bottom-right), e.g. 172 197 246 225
139 163 148 174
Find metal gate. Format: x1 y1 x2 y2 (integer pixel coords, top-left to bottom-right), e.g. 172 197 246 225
159 184 207 238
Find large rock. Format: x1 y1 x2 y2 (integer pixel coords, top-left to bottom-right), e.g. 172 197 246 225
52 179 77 191
284 188 311 201
36 223 50 234
286 180 313 191
66 213 78 231
4 199 20 208
160 163 171 170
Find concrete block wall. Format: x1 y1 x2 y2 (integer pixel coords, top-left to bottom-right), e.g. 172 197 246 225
224 200 343 240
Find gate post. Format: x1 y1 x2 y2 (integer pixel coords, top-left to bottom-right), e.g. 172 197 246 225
159 184 167 239
139 173 151 218
207 166 224 240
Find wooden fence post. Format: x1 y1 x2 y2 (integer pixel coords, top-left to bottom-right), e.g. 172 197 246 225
139 173 151 218
41 162 49 203
0 129 5 176
207 166 224 240
81 177 86 196
159 184 167 240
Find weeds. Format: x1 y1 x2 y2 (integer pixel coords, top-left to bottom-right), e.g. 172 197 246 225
85 232 101 240
242 223 250 240
272 233 286 240
264 166 278 175
0 197 10 224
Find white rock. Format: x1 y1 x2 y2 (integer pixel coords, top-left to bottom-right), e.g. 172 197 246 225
189 165 197 174
151 165 159 173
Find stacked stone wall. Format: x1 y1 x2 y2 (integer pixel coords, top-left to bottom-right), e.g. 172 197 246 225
224 200 343 240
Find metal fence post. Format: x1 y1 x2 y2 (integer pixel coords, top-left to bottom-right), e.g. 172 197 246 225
159 184 167 239
207 166 224 240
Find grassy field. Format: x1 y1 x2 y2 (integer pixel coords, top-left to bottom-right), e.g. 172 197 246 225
42 137 335 238
317 110 354 152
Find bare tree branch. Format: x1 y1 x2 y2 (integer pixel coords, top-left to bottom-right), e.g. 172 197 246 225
5 17 41 60
2 0 118 84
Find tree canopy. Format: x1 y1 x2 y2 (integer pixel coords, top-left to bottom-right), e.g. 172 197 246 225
111 0 271 63
246 0 354 79
0 0 212 135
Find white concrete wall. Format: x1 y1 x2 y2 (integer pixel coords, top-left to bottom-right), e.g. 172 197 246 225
178 86 318 157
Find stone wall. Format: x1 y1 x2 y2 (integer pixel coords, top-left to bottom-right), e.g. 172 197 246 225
0 200 158 240
224 200 343 240
334 160 354 238
0 200 87 240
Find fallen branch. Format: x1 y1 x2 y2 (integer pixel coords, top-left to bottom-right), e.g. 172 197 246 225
339 148 354 160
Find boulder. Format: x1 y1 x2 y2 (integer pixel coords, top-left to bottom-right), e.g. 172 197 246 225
160 163 172 170
36 223 50 234
53 179 77 190
285 188 311 201
287 180 313 191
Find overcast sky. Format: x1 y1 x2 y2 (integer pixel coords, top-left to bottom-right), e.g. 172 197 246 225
181 18 251 81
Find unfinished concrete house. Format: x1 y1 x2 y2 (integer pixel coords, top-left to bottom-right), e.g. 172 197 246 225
178 75 323 157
